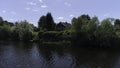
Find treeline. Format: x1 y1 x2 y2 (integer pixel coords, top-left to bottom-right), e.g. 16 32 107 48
1 12 120 48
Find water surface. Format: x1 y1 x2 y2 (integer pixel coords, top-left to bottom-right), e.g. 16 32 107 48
0 41 120 68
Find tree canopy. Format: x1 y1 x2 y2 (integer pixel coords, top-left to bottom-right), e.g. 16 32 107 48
1 13 120 48
38 12 56 31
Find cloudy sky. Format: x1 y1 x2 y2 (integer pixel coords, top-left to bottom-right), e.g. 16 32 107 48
0 0 120 26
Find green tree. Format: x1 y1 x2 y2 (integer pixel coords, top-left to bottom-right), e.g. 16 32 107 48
38 12 56 31
38 15 46 30
97 18 116 47
79 14 91 25
114 19 120 27
0 17 13 40
72 17 82 33
0 24 11 40
114 19 120 38
71 15 91 45
87 16 99 41
0 17 3 26
72 14 91 32
11 20 34 41
0 16 3 22
46 12 56 31
79 14 91 33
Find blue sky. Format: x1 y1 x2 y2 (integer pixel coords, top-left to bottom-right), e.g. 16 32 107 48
0 0 120 26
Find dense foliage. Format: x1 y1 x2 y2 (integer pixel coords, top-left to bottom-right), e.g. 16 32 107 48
38 13 56 31
11 20 34 41
1 12 120 48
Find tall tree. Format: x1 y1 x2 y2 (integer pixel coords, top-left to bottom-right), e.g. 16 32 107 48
72 17 82 33
38 15 46 30
87 16 99 40
78 14 91 33
38 12 56 31
46 12 56 31
79 14 91 25
97 18 116 47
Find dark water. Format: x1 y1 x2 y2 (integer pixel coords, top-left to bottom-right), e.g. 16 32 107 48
0 41 120 68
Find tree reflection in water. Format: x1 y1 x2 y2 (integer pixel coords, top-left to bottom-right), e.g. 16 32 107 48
0 41 119 68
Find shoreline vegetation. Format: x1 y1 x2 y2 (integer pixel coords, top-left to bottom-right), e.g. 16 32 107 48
1 12 120 48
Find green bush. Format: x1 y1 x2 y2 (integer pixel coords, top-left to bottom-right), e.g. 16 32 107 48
33 32 39 41
38 31 71 42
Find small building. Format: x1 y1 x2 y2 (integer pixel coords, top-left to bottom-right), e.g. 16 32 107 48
56 22 71 31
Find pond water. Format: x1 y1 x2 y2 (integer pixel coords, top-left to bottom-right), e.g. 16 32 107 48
0 41 120 68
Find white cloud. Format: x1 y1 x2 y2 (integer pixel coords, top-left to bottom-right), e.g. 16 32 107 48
27 2 36 6
25 7 39 12
25 7 31 10
64 2 71 7
69 14 74 17
58 17 64 20
2 10 6 13
39 0 43 3
41 5 48 8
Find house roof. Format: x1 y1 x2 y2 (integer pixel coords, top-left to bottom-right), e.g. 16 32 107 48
57 22 71 27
